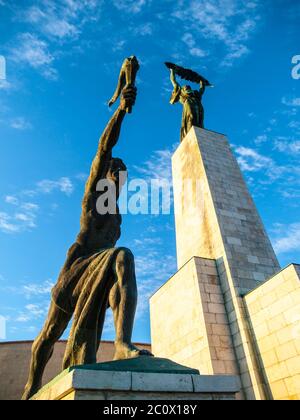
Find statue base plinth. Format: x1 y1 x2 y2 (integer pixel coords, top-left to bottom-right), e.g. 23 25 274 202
31 357 240 400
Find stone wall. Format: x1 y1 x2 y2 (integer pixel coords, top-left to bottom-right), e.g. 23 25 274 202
150 257 239 377
244 264 300 400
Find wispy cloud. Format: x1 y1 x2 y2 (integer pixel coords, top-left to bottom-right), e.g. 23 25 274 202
36 177 74 196
112 0 149 14
133 146 175 182
172 0 261 66
236 146 276 173
182 33 207 58
254 134 268 145
22 280 54 299
282 96 300 107
5 196 19 205
0 177 74 234
0 79 12 90
234 145 300 187
10 33 58 80
16 302 49 323
133 22 154 36
24 5 79 40
135 251 176 319
22 0 101 41
10 1 102 80
0 199 39 234
274 139 300 155
10 116 32 130
272 222 300 254
0 212 21 233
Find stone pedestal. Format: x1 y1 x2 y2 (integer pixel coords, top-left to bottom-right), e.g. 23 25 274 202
150 127 300 400
244 264 300 400
31 357 240 400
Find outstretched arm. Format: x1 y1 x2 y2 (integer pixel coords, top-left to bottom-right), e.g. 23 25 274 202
84 87 136 195
170 68 179 88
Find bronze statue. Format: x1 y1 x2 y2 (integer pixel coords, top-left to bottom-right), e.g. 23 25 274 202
22 56 152 400
165 62 212 142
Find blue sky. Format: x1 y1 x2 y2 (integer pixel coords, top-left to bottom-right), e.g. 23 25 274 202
0 0 299 344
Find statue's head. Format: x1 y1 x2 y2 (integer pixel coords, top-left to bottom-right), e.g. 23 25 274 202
106 158 127 189
182 85 192 95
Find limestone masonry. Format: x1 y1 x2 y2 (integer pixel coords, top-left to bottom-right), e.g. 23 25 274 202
150 127 300 400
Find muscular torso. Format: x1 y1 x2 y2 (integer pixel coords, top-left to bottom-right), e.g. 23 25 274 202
77 201 122 253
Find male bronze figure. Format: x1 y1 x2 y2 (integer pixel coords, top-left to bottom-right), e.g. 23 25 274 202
166 62 212 142
22 57 151 400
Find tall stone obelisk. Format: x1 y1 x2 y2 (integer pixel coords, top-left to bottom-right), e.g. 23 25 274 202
150 127 281 400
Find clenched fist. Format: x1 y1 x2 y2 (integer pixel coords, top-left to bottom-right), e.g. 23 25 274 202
120 86 137 112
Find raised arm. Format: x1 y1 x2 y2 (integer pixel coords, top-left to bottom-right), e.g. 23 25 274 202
170 68 179 88
84 86 136 195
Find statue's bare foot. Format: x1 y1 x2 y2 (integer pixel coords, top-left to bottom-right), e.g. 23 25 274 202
114 341 153 360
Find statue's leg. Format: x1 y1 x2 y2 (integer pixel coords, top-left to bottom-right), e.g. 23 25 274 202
109 247 153 360
21 301 71 400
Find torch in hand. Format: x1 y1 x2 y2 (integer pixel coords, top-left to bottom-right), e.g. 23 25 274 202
108 56 140 114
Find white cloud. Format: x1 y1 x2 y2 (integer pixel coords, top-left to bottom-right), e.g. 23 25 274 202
0 212 20 233
23 280 54 298
37 177 74 196
133 146 175 183
5 195 19 205
112 0 148 14
23 1 101 40
0 79 12 90
10 33 58 80
273 223 300 254
21 202 40 212
235 146 273 172
16 302 49 323
10 116 32 130
288 121 300 131
10 1 102 80
24 5 79 40
274 139 300 155
134 23 153 36
282 96 300 107
112 40 126 52
173 0 261 66
182 33 207 58
134 237 162 247
0 176 75 235
254 134 268 145
14 213 36 228
234 146 293 183
0 198 39 233
135 251 176 319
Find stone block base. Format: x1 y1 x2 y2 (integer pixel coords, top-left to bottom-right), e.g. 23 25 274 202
31 358 240 400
